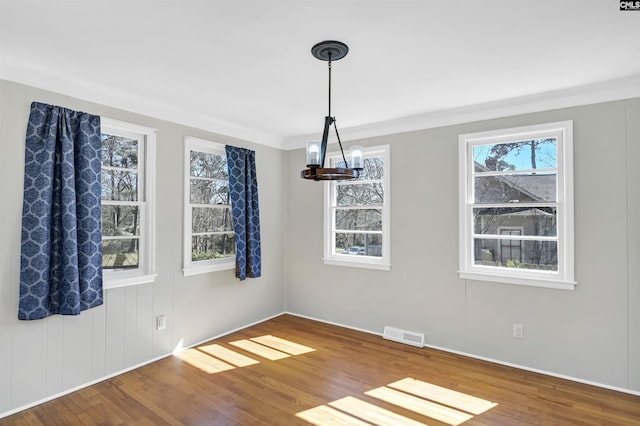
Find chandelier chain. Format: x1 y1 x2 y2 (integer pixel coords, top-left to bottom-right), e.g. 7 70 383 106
328 54 332 118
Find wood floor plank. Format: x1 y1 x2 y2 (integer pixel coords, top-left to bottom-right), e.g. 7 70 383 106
2 314 639 425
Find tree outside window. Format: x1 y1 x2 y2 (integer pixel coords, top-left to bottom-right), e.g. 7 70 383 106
183 137 235 275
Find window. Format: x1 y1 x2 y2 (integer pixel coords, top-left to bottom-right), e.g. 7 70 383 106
458 121 575 289
324 145 390 270
101 119 156 288
183 137 235 275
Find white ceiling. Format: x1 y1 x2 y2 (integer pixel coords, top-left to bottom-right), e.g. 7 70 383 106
2 1 640 149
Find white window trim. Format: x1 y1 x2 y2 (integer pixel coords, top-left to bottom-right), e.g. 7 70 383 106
183 136 235 276
101 118 157 289
323 145 391 271
458 121 575 290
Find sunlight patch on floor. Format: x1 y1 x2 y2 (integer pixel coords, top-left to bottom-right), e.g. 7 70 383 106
366 386 472 425
229 339 291 360
388 377 497 415
175 335 316 373
175 348 235 374
297 377 498 426
250 335 316 355
198 344 259 367
297 404 371 426
329 396 426 425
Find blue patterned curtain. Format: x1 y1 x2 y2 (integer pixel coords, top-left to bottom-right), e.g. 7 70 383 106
19 102 103 320
225 145 261 280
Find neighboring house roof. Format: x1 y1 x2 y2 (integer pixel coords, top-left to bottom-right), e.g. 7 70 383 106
499 207 555 217
501 173 556 202
474 161 556 204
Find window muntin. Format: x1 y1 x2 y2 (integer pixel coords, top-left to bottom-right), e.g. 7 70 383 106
184 137 235 275
324 145 390 270
100 119 156 288
473 207 557 237
459 122 574 289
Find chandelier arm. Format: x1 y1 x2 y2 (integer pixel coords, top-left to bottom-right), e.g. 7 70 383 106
333 119 349 167
319 116 332 167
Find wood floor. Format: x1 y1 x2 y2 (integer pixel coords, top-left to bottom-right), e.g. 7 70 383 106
3 314 640 425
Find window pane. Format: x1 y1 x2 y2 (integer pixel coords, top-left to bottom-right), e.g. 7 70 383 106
190 151 228 179
190 179 230 204
336 156 384 180
474 173 556 203
192 234 235 261
473 238 557 270
192 207 233 232
473 138 556 171
103 239 139 269
473 207 556 236
358 156 384 180
335 233 382 257
102 205 140 236
101 170 138 201
336 209 382 231
336 183 383 206
101 134 138 169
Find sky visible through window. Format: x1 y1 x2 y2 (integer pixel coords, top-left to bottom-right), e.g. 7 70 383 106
474 138 557 171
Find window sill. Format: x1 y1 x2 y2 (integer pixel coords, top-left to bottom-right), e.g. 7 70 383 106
103 273 157 290
183 260 235 276
458 270 576 290
324 257 391 271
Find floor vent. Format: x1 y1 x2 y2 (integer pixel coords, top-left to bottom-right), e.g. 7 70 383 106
383 326 425 347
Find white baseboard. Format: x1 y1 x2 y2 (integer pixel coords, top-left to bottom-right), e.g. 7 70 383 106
422 342 640 398
0 311 285 420
284 311 384 337
0 353 171 419
3 310 638 419
171 311 285 354
284 311 640 398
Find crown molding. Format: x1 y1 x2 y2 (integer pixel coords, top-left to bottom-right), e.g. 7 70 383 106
3 54 639 151
0 56 285 149
283 74 640 149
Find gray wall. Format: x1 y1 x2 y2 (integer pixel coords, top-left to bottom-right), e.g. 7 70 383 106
0 80 286 414
285 98 640 392
1 78 638 416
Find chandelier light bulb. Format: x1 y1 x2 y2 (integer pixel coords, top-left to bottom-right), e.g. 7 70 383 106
349 146 364 170
306 141 321 167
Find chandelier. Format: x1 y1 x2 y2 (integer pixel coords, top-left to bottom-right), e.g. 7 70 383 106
300 40 364 181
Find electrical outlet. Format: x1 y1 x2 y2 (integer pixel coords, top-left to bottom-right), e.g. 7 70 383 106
513 324 524 339
156 315 166 330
